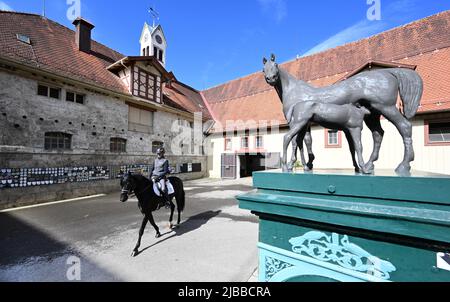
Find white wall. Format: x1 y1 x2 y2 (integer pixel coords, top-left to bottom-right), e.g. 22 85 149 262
207 114 450 178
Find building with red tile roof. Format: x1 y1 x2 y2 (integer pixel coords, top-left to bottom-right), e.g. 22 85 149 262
0 11 211 120
202 11 450 178
0 11 210 207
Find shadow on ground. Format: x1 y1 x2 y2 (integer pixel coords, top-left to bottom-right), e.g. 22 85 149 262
134 210 222 256
0 212 120 281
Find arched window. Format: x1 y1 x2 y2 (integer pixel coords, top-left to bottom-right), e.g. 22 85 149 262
44 132 72 150
110 138 127 153
152 141 164 153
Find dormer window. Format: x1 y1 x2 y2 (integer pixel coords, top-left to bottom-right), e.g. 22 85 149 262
132 67 158 101
16 34 31 45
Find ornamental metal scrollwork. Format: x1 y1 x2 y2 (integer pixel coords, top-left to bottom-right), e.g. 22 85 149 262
289 231 396 280
265 256 293 281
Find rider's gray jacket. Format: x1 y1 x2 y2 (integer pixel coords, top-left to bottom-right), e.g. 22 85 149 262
151 158 170 178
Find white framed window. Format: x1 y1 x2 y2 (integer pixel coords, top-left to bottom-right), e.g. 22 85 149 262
328 130 338 145
425 119 450 145
325 129 341 148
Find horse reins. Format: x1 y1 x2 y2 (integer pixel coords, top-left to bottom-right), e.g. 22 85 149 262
122 183 153 197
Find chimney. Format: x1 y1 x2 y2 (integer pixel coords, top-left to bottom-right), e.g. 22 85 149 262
73 17 95 53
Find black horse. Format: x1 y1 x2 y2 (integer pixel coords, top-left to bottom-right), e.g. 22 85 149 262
120 172 185 257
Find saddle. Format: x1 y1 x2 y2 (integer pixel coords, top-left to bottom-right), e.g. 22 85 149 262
153 179 175 197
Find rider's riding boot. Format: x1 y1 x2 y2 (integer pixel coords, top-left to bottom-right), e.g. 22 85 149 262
163 191 171 209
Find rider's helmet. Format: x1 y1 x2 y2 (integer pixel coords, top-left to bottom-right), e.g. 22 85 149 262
156 147 165 156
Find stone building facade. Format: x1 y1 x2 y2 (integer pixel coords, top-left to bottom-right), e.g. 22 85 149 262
0 12 211 208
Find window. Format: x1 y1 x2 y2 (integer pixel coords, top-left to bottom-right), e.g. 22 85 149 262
158 49 164 62
153 46 158 57
132 67 157 101
16 34 31 44
44 132 71 150
146 46 150 56
241 137 249 149
110 138 126 153
38 84 60 99
76 94 85 104
256 136 264 148
142 48 146 56
328 130 338 145
66 91 75 102
426 120 450 145
152 141 164 153
66 91 85 104
325 129 341 148
38 85 48 96
49 87 60 99
128 105 154 133
225 138 232 151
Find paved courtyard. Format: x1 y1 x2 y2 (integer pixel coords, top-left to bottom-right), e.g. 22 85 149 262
0 177 259 282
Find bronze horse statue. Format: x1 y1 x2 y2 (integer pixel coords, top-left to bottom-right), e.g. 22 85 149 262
263 54 423 175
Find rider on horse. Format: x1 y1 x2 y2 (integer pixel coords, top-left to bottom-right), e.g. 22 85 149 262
151 147 171 209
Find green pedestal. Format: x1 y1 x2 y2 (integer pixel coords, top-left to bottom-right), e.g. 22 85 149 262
237 170 450 282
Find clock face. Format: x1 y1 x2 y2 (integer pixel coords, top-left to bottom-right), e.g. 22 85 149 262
144 34 149 43
155 35 163 44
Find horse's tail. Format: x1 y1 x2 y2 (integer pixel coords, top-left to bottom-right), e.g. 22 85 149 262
388 68 423 119
173 177 185 212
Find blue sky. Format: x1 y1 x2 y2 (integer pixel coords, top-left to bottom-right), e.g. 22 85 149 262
1 0 449 90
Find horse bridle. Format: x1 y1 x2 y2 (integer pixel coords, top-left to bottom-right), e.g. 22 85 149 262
121 181 152 197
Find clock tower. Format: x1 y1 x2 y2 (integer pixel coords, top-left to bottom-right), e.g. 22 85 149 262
140 22 167 67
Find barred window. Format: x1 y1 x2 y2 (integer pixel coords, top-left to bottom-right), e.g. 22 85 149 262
110 138 126 153
44 132 71 150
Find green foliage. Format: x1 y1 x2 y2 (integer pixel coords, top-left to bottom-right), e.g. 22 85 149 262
293 161 303 169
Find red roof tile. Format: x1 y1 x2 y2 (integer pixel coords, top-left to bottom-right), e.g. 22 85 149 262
0 11 128 93
0 11 208 117
163 81 212 119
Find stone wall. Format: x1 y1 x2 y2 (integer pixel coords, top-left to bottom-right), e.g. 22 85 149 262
0 70 207 209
